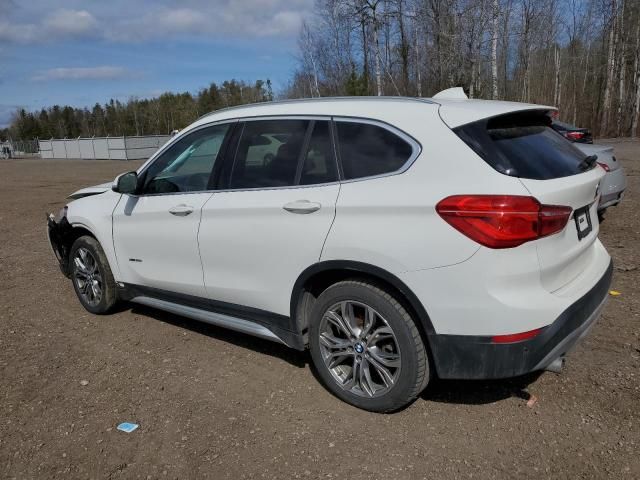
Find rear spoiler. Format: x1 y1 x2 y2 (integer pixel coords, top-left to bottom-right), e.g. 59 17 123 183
429 88 557 129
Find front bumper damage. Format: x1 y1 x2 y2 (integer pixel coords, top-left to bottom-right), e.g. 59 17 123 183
47 210 73 277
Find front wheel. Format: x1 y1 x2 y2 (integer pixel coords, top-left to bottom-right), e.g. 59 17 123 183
69 236 118 314
309 280 430 412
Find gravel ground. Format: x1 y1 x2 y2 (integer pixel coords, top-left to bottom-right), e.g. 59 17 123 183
1 141 639 479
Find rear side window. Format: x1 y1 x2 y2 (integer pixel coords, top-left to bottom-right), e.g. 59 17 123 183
335 121 413 180
454 111 590 180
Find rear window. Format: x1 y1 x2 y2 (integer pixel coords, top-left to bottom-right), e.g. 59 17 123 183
454 111 591 180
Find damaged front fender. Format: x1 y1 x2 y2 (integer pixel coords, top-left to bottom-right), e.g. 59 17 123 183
47 210 73 277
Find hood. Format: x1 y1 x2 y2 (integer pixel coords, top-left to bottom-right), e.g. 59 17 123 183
68 182 112 200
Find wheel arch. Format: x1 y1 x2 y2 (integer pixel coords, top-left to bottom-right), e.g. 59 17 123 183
50 218 99 277
290 261 436 343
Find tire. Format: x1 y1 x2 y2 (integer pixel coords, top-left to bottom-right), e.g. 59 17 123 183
308 280 430 412
598 209 606 224
69 236 118 314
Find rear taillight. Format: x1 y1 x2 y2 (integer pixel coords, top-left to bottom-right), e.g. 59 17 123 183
565 131 584 141
597 162 610 172
436 195 572 249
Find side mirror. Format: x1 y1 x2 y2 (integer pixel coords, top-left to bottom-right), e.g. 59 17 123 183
112 171 138 194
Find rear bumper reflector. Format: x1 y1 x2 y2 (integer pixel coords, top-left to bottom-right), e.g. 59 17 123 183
491 328 544 344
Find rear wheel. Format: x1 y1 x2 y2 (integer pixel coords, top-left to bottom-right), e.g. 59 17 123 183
309 280 430 412
69 236 118 314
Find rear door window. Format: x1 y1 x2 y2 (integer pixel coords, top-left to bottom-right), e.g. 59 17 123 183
454 111 591 180
335 121 414 180
228 119 338 189
230 119 309 189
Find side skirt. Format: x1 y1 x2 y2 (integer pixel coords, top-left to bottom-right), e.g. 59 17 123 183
119 284 305 350
131 296 285 344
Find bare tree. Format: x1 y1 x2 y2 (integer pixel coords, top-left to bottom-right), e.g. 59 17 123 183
284 0 640 138
632 22 640 137
299 21 322 97
491 0 499 99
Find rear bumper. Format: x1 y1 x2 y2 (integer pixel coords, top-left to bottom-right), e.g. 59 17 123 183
428 259 613 379
599 167 626 209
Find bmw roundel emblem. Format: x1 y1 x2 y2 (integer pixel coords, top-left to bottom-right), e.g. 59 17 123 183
354 343 364 354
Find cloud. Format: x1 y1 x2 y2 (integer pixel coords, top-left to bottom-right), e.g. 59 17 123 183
0 1 312 43
32 66 133 82
0 22 39 43
43 9 97 36
105 1 312 42
0 8 97 43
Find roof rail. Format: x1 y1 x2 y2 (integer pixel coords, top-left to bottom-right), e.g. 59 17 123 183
196 96 436 121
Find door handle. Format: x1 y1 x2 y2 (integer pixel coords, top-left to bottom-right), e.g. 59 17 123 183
169 204 194 216
283 200 321 214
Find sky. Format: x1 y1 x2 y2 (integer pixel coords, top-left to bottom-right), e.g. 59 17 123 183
0 0 313 127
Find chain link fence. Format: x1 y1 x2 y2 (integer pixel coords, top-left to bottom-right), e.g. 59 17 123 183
1 139 40 158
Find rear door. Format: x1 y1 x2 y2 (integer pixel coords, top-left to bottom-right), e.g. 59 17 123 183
454 111 605 291
198 118 340 316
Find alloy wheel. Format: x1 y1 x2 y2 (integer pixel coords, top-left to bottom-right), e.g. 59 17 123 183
73 247 103 307
318 300 402 398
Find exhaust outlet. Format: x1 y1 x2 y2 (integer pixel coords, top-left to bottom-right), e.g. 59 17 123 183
545 357 565 373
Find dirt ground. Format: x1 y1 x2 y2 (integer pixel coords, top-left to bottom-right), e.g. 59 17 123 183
0 140 639 479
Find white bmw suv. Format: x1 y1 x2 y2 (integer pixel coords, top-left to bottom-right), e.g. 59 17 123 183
48 94 612 412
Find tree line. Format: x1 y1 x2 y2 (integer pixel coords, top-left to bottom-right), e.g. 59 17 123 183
287 0 640 137
1 79 273 141
3 0 640 141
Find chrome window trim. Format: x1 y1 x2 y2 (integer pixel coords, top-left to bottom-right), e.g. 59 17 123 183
133 114 421 197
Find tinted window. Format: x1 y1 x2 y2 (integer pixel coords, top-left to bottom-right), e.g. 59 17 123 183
336 122 413 180
230 120 309 189
142 124 230 194
454 111 591 180
300 121 338 185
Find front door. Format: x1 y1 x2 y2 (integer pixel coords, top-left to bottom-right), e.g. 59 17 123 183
113 122 232 297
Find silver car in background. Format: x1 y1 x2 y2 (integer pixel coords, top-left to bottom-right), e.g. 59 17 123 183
574 143 626 217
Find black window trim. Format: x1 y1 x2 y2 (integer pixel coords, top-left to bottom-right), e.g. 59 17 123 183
293 120 316 185
134 114 421 196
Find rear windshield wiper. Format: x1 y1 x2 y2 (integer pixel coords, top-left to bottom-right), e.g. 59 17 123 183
578 154 597 171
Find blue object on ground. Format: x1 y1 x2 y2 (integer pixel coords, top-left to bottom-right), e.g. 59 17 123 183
117 422 139 433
